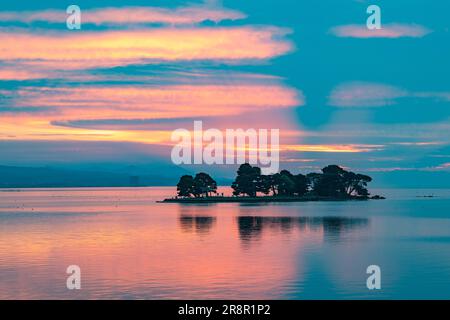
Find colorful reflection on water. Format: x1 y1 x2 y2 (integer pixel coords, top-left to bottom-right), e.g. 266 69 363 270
1 187 450 299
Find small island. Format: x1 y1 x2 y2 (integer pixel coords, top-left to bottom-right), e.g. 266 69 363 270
159 164 385 203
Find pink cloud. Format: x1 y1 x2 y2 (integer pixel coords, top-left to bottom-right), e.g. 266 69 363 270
282 144 383 153
0 5 246 26
423 162 450 171
0 69 47 80
5 84 302 119
328 82 408 107
0 77 303 143
328 82 450 107
0 27 293 73
435 162 450 170
330 23 431 38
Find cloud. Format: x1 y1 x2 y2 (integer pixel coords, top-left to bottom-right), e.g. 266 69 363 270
364 167 416 172
4 83 301 118
433 162 450 170
328 82 450 107
50 108 301 132
0 2 301 150
282 144 383 153
0 76 303 144
328 82 408 107
0 4 292 82
0 69 50 80
0 5 246 26
0 27 293 75
413 92 450 101
330 23 431 38
366 162 450 172
390 142 444 146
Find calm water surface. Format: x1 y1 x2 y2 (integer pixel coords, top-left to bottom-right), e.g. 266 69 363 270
1 187 450 299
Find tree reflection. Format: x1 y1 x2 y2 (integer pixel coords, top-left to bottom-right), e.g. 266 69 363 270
237 216 369 243
179 215 216 234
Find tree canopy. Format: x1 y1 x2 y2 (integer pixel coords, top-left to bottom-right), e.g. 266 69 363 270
231 164 371 198
312 165 372 197
176 175 195 197
231 163 261 197
176 172 217 198
176 164 373 199
193 172 217 197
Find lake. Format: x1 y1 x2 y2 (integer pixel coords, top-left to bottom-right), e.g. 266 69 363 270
1 187 450 299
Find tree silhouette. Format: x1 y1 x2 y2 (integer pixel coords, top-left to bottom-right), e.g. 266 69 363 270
193 172 217 197
306 172 322 193
293 173 309 196
311 165 372 197
314 165 346 197
273 170 296 196
232 163 261 197
343 172 372 196
174 164 374 199
176 175 195 198
256 174 272 195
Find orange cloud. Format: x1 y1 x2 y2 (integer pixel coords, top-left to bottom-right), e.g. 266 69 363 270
7 84 301 119
0 82 302 143
0 27 293 72
0 5 302 162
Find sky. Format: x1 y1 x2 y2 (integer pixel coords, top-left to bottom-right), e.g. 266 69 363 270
0 0 449 187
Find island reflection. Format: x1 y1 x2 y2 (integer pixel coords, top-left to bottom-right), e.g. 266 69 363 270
237 216 369 243
178 214 369 243
179 215 217 234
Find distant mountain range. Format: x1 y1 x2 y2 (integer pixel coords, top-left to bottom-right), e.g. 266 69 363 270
0 165 183 188
0 165 449 189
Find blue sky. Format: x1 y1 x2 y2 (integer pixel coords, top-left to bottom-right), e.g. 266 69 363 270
0 0 449 187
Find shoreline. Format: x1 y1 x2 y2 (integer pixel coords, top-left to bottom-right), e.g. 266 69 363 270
158 195 385 203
